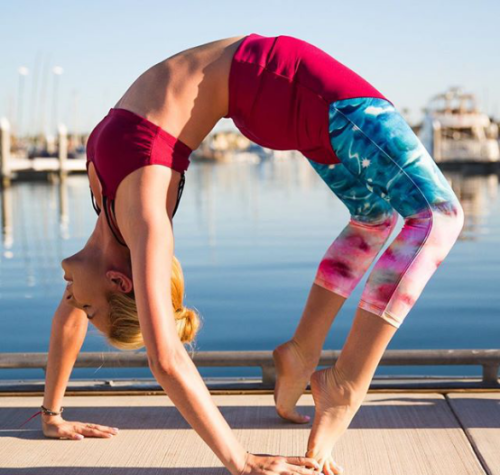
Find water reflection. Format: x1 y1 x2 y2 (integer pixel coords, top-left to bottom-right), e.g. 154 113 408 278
1 159 499 250
446 171 499 239
0 156 499 380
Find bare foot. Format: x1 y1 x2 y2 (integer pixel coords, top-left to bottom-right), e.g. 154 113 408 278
272 339 318 424
306 367 365 474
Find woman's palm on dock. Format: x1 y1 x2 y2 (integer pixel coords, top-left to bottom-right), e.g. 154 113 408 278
42 416 119 440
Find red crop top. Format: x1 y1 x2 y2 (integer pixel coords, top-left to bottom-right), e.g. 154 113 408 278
224 33 389 165
86 107 193 247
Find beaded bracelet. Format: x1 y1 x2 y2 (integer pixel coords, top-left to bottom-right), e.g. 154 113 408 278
239 451 251 475
19 405 64 428
41 405 64 416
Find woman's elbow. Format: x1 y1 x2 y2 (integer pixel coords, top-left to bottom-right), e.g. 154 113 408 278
147 345 186 377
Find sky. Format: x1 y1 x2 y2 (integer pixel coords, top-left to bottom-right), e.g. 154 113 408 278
1 0 499 137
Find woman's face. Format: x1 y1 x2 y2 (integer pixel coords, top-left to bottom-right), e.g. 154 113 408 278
61 235 133 333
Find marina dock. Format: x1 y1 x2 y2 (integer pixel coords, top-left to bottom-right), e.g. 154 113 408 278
0 120 86 187
0 350 499 474
1 391 499 475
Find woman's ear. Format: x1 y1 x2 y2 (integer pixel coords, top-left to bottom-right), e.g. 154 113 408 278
106 270 133 293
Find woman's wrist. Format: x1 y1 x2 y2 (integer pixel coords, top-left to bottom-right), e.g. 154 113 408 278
40 404 64 424
232 450 251 475
41 412 63 425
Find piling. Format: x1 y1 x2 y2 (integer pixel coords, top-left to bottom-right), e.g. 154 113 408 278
433 119 442 162
58 123 68 180
0 118 11 187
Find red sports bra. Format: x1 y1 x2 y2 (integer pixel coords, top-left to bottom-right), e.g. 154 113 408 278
86 107 193 247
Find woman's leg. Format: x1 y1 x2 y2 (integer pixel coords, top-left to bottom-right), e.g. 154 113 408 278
306 97 464 475
274 160 398 423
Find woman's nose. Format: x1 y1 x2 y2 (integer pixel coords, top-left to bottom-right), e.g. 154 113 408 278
61 258 71 280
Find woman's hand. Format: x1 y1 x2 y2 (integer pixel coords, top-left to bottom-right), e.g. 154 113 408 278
42 414 119 440
240 453 322 475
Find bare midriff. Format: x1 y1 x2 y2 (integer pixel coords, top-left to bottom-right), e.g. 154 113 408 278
113 35 247 151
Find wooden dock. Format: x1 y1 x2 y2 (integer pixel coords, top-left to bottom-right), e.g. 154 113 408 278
0 120 87 186
1 390 498 474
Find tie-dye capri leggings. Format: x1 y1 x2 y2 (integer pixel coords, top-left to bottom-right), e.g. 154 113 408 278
308 97 464 328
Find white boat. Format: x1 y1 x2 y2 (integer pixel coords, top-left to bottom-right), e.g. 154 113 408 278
418 87 499 163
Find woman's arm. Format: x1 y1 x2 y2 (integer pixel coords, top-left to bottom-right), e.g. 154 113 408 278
43 289 88 414
118 166 321 475
41 289 118 440
128 205 250 474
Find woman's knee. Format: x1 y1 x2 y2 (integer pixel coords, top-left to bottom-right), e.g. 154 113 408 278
358 197 463 328
350 207 398 231
406 196 464 258
429 197 464 258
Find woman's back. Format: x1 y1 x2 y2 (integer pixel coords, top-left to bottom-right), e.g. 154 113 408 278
113 34 247 151
86 34 247 241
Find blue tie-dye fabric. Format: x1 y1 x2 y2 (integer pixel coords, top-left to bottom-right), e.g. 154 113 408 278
307 158 395 225
319 97 460 218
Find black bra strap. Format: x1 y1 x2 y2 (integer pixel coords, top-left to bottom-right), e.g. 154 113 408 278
89 187 101 216
103 195 128 247
101 172 186 248
172 172 185 217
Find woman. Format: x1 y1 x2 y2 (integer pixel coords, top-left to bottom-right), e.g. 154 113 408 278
39 33 464 475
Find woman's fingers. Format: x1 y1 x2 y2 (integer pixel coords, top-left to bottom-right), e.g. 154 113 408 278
75 424 114 438
283 457 322 474
81 426 112 438
70 422 119 439
284 463 322 475
284 457 321 471
88 423 119 435
59 430 84 441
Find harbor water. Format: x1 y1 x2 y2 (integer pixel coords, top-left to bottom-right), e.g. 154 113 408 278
0 155 499 381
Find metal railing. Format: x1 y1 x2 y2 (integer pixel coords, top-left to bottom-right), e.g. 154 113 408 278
1 349 499 387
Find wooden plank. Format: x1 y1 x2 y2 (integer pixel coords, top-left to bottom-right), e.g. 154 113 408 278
448 393 500 475
8 158 86 172
0 393 485 475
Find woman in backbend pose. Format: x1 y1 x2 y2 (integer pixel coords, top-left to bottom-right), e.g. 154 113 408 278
40 33 464 475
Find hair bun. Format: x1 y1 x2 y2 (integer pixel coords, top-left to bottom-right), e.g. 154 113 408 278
175 306 201 343
106 255 202 351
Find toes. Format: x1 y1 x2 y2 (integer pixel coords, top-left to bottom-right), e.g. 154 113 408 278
291 412 311 424
290 413 311 424
323 461 334 475
276 407 311 424
329 460 344 474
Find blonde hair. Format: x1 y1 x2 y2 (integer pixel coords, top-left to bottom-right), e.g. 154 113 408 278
105 255 201 351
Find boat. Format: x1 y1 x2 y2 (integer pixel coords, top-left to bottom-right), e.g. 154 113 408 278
418 87 499 163
191 130 272 163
